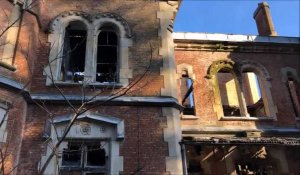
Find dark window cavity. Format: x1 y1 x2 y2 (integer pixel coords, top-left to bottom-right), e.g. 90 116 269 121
61 142 107 175
96 27 118 83
61 21 87 82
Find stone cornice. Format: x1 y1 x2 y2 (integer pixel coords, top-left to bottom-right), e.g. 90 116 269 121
174 42 300 54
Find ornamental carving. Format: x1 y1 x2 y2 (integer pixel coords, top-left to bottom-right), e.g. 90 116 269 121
49 11 132 38
206 59 236 79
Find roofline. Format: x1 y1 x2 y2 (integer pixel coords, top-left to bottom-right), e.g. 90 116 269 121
173 32 300 44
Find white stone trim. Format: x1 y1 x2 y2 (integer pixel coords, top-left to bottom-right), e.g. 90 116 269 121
45 11 132 86
173 32 300 44
40 112 124 175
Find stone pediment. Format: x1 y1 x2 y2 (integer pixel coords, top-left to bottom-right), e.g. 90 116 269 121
51 113 124 140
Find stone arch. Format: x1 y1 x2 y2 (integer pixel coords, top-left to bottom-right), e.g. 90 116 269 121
206 59 236 79
238 60 271 81
238 60 277 118
93 12 132 38
206 59 245 118
281 67 300 83
177 63 196 80
49 11 92 33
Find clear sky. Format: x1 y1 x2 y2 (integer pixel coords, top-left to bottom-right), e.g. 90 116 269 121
174 0 300 37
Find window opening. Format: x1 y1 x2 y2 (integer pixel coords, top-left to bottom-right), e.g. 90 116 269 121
217 69 241 116
242 72 266 117
181 70 195 115
287 78 300 117
96 27 118 83
61 141 107 175
61 21 87 83
0 105 8 142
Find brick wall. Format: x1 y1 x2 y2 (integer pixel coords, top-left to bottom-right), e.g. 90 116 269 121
17 105 168 175
175 48 300 128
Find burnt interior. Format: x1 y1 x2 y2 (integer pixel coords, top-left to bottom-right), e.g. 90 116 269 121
96 28 118 83
62 21 87 82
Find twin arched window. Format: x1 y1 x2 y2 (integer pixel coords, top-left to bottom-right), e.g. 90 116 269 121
61 22 118 83
45 11 132 86
208 60 277 119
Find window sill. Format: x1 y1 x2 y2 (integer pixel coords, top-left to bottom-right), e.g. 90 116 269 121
220 116 275 121
0 61 16 71
181 115 199 120
53 81 123 88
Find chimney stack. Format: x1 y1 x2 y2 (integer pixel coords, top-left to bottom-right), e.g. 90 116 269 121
253 2 277 36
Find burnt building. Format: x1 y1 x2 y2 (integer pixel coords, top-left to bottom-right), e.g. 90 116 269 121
0 0 299 175
175 2 300 175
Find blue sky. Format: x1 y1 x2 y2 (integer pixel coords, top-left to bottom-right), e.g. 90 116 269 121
174 0 300 37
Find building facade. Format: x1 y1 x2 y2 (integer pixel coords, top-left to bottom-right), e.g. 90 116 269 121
0 0 299 175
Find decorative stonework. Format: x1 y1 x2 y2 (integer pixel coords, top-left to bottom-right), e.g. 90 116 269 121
206 59 277 120
45 11 133 86
93 13 132 38
281 67 300 83
49 11 132 38
49 11 92 33
176 63 196 80
206 59 235 79
238 60 271 81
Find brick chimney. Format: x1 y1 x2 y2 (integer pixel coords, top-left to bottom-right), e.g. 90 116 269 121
253 2 277 36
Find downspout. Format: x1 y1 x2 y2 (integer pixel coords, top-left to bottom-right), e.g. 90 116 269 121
180 142 188 175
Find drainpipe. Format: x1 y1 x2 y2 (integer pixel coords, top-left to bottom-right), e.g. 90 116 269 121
180 142 188 175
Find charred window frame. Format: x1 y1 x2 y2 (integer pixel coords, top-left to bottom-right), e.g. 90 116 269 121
60 141 108 175
96 26 118 83
0 102 9 143
61 21 87 83
181 70 195 115
287 78 300 118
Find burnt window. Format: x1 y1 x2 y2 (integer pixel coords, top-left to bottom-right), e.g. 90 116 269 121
287 78 300 117
181 70 195 115
60 141 107 175
0 104 8 142
217 69 241 116
242 72 266 117
96 27 118 83
61 21 87 83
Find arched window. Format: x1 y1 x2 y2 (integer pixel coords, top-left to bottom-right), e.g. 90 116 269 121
96 26 118 83
180 70 195 115
207 60 276 119
46 11 132 86
61 21 87 82
286 73 300 117
242 71 266 117
217 68 241 116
